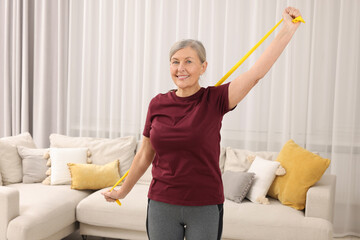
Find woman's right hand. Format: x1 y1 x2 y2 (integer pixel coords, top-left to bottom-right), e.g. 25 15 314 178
100 137 155 203
101 188 125 202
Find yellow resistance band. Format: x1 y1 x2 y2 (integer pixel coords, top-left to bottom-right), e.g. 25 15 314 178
214 16 305 86
110 15 305 206
110 170 129 206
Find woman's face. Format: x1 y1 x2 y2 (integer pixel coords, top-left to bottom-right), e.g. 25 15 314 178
170 47 207 90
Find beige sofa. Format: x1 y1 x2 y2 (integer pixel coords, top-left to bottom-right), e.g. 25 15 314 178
77 145 336 240
0 174 336 240
0 133 336 240
77 174 336 240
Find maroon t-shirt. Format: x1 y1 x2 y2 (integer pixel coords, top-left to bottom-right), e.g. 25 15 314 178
143 83 232 206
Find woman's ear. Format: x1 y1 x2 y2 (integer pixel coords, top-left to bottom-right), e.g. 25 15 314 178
201 61 208 74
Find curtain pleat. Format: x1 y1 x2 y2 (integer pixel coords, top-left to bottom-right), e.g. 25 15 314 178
56 0 69 134
2 0 12 136
20 0 30 133
1 0 359 236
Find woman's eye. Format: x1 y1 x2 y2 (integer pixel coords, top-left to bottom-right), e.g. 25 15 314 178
172 61 179 64
186 60 192 64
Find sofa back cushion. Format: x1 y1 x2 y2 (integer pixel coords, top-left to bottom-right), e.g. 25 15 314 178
50 134 136 176
224 147 278 173
0 132 37 185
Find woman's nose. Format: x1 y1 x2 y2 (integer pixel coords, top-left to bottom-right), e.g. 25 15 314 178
178 62 186 72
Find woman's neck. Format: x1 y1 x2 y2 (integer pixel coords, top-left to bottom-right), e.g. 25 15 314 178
175 85 201 97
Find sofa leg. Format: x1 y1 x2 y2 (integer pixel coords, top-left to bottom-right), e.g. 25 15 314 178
81 235 87 240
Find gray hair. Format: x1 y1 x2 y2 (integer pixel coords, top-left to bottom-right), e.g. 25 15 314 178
169 39 206 63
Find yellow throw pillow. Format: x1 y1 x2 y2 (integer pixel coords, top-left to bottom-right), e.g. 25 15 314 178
268 139 330 210
68 159 120 190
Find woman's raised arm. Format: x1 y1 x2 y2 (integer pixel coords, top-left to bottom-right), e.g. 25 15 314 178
228 7 302 109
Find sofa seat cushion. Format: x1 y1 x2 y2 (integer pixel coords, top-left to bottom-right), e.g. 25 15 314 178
223 198 332 240
77 184 149 232
7 183 91 240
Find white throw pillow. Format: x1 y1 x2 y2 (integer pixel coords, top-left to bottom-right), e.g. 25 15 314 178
50 148 88 185
246 156 280 204
224 147 278 173
0 132 37 185
50 134 136 176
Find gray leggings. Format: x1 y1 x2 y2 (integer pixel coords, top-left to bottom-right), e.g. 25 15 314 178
146 199 223 240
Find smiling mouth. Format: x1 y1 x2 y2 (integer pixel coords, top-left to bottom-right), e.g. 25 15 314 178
177 75 189 80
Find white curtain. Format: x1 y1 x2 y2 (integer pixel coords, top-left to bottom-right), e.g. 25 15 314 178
0 0 32 135
0 0 70 146
1 0 359 237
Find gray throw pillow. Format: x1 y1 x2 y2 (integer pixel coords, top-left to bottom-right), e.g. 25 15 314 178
17 146 49 183
223 171 255 203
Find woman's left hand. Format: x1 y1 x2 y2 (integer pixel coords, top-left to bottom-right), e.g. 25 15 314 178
282 7 302 30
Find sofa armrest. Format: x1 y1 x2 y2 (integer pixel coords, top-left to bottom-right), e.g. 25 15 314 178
0 187 19 240
305 174 336 223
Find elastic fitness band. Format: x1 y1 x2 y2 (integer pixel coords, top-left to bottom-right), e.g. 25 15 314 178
109 16 305 206
109 170 129 206
215 16 304 86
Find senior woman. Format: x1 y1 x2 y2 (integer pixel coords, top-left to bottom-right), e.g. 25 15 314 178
103 6 302 240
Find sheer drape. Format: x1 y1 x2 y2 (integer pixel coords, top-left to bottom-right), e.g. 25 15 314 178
0 0 32 135
0 0 69 146
1 0 359 236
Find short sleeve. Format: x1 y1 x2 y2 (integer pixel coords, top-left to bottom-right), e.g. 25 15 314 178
210 82 234 115
142 97 157 138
